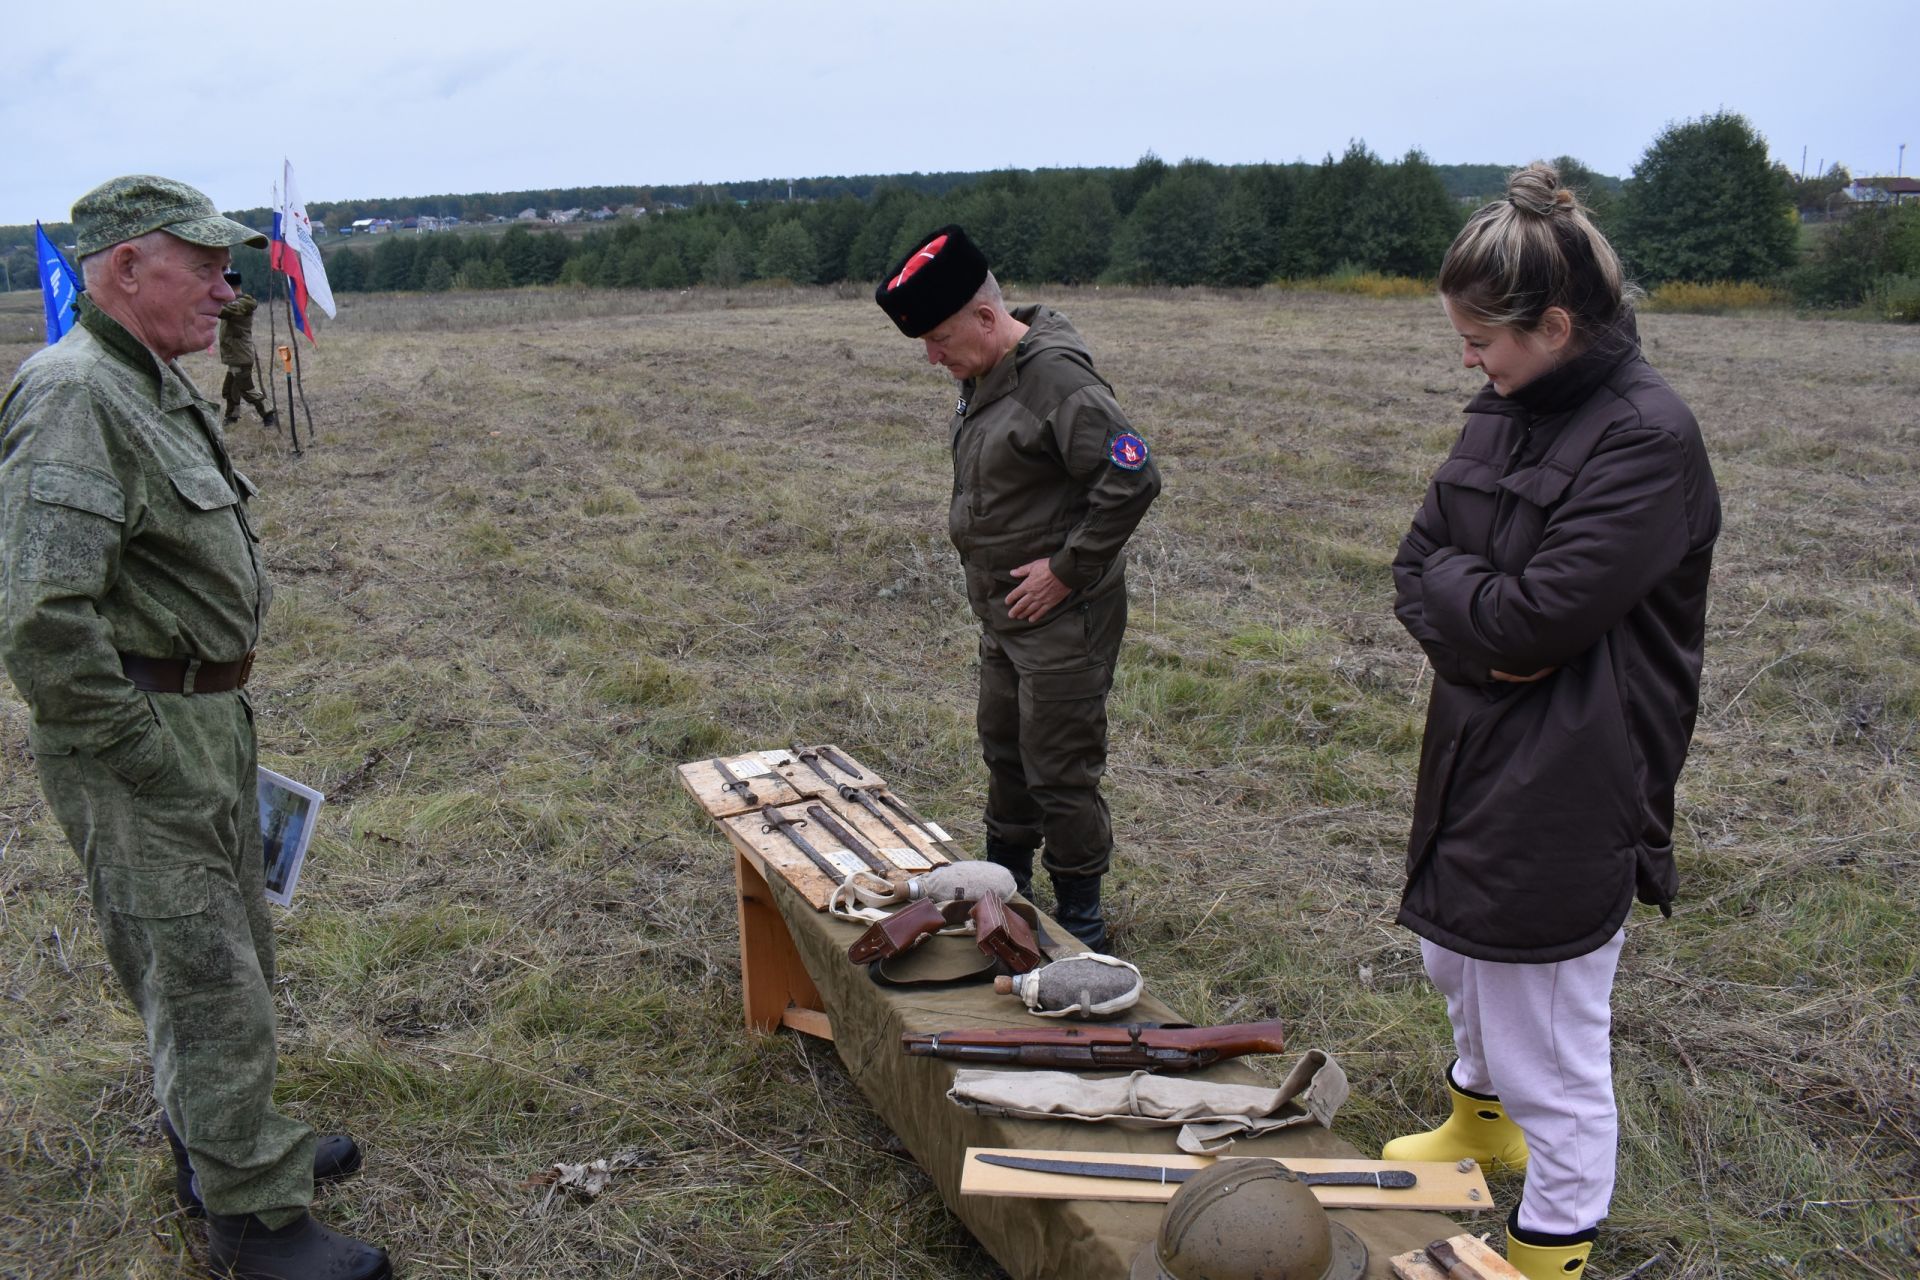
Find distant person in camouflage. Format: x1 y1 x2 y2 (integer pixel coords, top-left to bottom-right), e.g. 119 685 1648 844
875 225 1161 950
0 176 390 1280
217 274 276 427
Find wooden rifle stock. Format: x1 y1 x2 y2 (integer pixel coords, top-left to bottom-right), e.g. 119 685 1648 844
900 1019 1286 1073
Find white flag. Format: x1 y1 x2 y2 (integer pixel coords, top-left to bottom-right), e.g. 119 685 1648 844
273 160 336 322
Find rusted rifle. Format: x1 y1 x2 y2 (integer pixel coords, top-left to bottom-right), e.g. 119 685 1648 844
901 1019 1286 1073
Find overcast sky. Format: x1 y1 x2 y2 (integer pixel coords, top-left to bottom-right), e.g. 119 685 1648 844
5 0 1913 225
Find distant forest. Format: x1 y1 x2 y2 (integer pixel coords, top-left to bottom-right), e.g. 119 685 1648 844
10 116 1909 319
2 153 1609 297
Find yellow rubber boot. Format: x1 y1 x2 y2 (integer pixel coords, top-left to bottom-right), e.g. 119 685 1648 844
1505 1229 1595 1279
1381 1066 1530 1171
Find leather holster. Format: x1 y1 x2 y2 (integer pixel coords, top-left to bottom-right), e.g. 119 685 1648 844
971 891 1043 974
848 897 973 965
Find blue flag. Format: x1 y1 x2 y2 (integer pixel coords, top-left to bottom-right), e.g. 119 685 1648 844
36 221 81 345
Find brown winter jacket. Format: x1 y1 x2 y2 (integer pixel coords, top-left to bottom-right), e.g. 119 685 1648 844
1392 318 1720 963
948 305 1161 631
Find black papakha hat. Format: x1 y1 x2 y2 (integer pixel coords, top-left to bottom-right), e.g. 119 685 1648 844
874 224 989 337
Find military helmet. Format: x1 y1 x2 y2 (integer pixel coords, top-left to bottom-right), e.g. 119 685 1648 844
1128 1159 1367 1280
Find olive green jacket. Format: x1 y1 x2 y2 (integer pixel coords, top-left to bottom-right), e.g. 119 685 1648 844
217 295 260 367
948 305 1161 630
0 298 270 780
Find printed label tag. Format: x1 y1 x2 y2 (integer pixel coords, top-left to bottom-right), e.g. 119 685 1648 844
757 750 794 773
819 848 867 878
726 754 774 778
923 823 952 843
885 847 933 871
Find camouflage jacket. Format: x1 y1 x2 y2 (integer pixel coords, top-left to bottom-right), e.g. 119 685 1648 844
218 295 259 366
0 297 270 776
948 305 1161 630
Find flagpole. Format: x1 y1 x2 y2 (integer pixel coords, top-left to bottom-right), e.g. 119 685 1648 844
287 302 317 447
272 162 324 452
265 184 281 422
280 288 302 454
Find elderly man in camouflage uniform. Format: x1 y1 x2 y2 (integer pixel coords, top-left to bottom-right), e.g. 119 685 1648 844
0 177 389 1280
217 277 276 427
875 226 1161 949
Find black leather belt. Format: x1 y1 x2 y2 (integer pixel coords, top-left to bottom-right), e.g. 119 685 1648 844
120 652 256 694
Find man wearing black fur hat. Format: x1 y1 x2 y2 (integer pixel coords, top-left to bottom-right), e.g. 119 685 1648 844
875 226 1160 949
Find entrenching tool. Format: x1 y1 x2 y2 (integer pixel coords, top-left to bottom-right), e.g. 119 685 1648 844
803 804 896 876
759 805 866 881
973 1153 1417 1190
710 756 760 806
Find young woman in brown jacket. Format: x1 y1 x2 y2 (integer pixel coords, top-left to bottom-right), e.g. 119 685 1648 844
1385 164 1721 1280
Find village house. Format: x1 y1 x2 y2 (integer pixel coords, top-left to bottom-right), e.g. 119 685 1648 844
1847 176 1920 206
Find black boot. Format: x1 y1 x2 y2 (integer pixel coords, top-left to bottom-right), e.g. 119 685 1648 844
162 1112 364 1218
206 1210 391 1280
1051 874 1107 951
262 409 278 427
984 838 1034 900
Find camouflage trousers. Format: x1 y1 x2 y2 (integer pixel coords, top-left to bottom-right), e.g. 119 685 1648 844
221 363 269 422
977 585 1127 880
34 691 315 1222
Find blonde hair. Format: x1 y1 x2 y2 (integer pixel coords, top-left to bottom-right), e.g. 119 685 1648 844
1438 163 1631 335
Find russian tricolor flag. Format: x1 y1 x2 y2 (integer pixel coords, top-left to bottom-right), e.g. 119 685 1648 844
270 160 335 343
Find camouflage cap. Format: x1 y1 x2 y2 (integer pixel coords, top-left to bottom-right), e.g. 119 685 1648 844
72 175 267 258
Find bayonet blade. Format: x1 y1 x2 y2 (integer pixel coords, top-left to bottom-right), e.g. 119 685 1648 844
818 744 865 779
873 788 954 847
709 756 759 805
789 742 841 790
803 804 893 875
839 784 920 848
760 805 859 882
973 1153 1416 1189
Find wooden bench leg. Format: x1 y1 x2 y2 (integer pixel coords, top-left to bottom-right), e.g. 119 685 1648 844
735 849 833 1040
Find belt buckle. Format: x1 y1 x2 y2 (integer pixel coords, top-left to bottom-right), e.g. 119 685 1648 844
237 650 256 689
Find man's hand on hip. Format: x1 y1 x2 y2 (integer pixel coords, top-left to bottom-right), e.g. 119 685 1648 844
1006 558 1070 621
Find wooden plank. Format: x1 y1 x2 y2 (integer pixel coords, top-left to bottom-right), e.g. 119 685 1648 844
675 752 807 819
681 748 954 909
960 1148 1491 1213
1390 1234 1524 1280
1389 1252 1450 1280
722 806 851 911
801 790 952 874
779 1006 834 1040
733 848 827 1034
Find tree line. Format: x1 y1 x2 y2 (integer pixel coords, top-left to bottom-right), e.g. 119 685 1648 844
302 146 1474 297
5 114 1915 319
293 115 1920 319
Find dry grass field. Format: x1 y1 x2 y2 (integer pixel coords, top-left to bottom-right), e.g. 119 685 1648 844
1 283 1916 1279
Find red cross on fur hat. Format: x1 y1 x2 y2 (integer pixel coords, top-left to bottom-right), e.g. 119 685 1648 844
874 224 990 337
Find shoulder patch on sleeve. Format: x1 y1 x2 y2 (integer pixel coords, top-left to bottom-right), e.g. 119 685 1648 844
1108 432 1150 472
